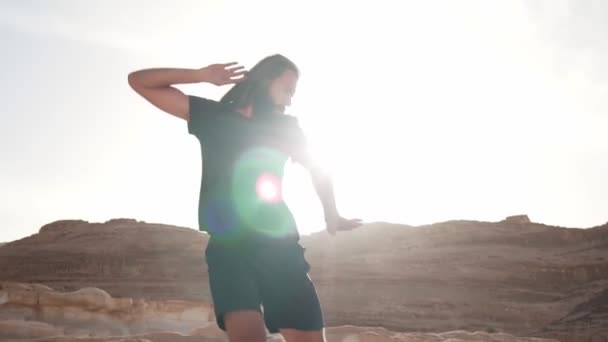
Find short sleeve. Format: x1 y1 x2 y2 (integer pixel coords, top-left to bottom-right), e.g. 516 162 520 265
187 95 220 138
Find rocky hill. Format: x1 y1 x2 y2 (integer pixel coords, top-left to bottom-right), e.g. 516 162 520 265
0 218 606 341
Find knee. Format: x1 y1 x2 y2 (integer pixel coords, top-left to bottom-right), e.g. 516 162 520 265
224 310 267 342
227 328 266 342
281 329 326 342
228 332 266 342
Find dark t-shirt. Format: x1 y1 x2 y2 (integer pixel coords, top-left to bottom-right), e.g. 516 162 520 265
187 95 309 240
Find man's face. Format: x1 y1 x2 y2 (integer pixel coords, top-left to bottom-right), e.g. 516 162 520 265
268 69 298 113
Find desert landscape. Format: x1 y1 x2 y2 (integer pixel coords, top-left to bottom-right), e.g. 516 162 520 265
0 217 606 341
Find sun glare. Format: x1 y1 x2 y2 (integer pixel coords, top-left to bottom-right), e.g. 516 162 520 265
279 1 563 231
256 173 282 203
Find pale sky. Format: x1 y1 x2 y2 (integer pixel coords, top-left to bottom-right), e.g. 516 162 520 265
1 0 606 242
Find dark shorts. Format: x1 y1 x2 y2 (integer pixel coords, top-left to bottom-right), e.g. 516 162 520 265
205 235 324 333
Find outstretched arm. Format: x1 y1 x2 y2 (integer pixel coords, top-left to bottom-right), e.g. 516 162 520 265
308 163 339 224
297 151 362 235
128 63 246 120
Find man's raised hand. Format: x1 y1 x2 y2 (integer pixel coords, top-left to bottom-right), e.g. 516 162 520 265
200 62 247 86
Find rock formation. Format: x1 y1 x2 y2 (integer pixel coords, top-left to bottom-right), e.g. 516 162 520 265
503 215 532 224
1 218 606 341
0 281 560 341
0 281 217 340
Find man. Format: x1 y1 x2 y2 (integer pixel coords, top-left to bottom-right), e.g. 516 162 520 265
129 54 361 342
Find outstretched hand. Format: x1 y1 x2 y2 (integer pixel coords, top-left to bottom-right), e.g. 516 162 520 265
201 62 247 86
326 216 363 236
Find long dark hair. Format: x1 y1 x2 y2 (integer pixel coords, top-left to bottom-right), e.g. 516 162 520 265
220 54 299 117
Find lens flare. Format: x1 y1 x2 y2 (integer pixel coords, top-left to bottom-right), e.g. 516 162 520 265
231 147 297 238
256 172 282 203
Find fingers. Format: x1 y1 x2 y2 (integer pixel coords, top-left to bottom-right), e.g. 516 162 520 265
224 63 247 78
327 217 364 236
221 61 239 67
229 70 248 78
343 218 362 226
327 223 360 234
336 225 358 231
337 218 363 231
226 65 247 83
228 73 247 84
226 65 246 72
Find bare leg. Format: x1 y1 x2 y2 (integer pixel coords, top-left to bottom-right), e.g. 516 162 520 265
280 328 326 342
224 310 267 342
